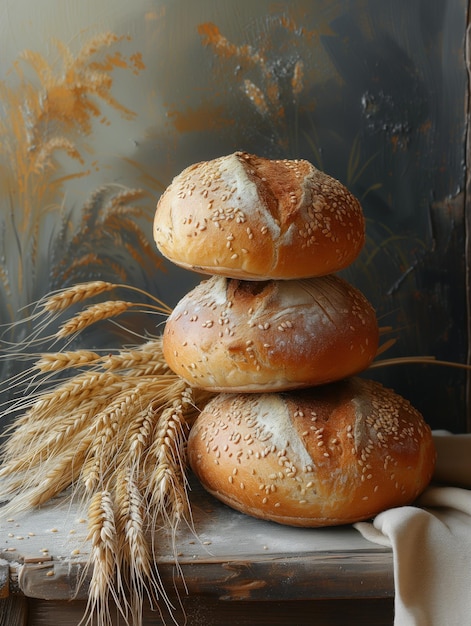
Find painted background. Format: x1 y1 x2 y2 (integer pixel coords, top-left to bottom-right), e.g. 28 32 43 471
0 0 468 431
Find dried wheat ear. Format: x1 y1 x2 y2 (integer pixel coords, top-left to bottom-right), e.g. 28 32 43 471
0 281 214 626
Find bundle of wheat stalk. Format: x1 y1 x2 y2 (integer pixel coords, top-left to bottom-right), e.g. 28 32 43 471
0 280 214 626
0 280 467 626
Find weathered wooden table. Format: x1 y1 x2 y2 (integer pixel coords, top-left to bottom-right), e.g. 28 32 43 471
0 479 394 625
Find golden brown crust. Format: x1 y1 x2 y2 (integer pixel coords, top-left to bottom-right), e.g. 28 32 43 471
187 378 436 527
162 274 379 392
153 152 365 280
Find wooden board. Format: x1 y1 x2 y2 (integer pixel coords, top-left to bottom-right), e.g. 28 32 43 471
0 479 393 604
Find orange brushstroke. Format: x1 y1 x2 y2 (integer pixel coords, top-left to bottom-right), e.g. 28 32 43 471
167 101 235 134
196 20 306 127
198 22 252 59
130 52 146 74
0 32 145 237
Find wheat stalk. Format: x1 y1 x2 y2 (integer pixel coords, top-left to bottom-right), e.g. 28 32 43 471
9 370 123 430
42 280 115 312
82 491 121 626
35 349 102 372
0 277 258 625
370 356 471 370
115 467 160 623
57 300 134 337
101 340 167 373
146 395 192 532
0 430 94 519
128 403 160 463
30 408 96 461
27 443 91 508
0 376 139 480
0 417 93 486
81 385 151 494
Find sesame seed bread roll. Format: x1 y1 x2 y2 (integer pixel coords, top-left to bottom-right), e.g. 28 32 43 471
154 152 365 280
188 378 436 527
162 274 379 392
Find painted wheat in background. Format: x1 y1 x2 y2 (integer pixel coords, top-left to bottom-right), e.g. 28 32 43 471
0 32 165 388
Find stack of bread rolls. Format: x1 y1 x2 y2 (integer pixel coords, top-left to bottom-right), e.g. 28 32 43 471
154 152 435 527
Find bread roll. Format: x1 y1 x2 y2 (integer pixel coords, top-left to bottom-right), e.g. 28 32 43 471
188 378 436 527
154 152 365 280
162 274 379 392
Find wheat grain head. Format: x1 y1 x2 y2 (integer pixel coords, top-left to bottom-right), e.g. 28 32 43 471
57 300 134 338
42 280 115 312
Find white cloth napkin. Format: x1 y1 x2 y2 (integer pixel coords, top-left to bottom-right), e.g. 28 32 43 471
355 431 471 626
